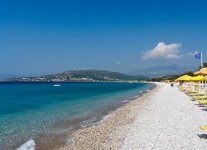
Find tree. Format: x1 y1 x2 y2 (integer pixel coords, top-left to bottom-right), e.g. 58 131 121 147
199 62 207 69
203 62 207 68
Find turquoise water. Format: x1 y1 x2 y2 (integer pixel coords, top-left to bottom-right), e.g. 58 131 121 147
0 82 152 150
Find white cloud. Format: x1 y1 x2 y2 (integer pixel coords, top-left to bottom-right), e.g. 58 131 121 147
142 42 182 59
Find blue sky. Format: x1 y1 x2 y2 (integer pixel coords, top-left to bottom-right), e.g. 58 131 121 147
1 0 207 76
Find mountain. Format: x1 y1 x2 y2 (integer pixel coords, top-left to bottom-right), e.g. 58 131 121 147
128 65 197 78
8 70 147 82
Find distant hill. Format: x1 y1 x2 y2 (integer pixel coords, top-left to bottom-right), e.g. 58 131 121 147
0 74 19 81
128 65 197 78
8 70 147 82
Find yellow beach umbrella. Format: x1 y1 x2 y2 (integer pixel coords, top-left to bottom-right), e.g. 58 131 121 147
175 75 192 82
190 75 206 81
194 68 207 87
194 71 201 75
194 68 207 75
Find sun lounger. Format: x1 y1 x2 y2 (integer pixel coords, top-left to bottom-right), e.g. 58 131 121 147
198 100 207 106
192 95 207 100
190 93 205 97
200 125 207 131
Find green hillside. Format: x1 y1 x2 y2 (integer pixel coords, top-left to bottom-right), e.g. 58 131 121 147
9 70 147 82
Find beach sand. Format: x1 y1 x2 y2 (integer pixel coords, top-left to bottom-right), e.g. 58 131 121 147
58 82 207 150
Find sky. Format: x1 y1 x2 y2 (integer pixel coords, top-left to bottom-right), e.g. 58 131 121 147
1 0 207 76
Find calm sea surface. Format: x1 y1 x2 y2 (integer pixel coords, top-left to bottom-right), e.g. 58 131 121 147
0 82 153 150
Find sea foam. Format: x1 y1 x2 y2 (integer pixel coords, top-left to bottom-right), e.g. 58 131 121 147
16 139 35 150
80 116 103 128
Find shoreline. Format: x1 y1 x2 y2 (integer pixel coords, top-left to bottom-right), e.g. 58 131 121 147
55 83 158 150
9 82 153 150
32 83 156 150
56 82 207 150
5 82 152 150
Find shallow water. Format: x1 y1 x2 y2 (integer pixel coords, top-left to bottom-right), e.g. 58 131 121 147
0 82 152 150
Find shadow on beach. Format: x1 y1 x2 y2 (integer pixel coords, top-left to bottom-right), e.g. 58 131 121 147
197 134 207 139
200 108 207 111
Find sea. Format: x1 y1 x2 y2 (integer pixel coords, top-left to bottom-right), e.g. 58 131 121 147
0 82 154 150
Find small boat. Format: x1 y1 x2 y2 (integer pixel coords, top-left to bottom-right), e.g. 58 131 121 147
53 84 61 87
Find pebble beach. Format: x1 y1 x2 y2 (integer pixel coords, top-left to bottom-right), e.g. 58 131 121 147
59 82 207 150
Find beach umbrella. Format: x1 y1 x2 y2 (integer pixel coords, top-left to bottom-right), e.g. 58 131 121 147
194 68 207 87
190 75 206 81
194 68 207 75
194 71 201 75
175 75 193 82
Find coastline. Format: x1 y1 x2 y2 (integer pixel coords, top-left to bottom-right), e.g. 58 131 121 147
56 82 207 150
55 82 158 150
0 82 151 150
